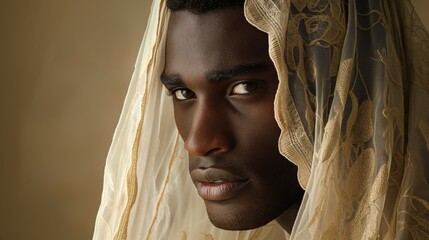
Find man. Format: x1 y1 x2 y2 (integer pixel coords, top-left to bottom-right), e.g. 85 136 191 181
161 1 303 232
94 0 429 239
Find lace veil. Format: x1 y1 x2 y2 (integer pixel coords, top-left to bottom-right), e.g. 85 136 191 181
94 0 429 239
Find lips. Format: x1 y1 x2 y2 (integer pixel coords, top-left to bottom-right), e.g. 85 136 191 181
191 168 250 201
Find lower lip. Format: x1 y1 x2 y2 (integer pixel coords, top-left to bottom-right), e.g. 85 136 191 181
196 180 250 201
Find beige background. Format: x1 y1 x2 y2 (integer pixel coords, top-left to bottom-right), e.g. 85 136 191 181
0 1 427 240
0 0 150 239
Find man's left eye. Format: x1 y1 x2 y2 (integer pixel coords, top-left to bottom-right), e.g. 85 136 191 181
230 81 259 95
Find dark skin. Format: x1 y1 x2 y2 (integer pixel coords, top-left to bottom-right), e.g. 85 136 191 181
162 7 303 232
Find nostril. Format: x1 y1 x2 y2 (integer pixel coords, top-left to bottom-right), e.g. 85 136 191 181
184 135 231 156
205 147 223 156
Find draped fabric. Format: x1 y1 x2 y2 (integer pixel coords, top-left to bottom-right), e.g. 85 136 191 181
93 0 429 239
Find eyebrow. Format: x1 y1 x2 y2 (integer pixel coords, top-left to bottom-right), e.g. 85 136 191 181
160 63 272 86
160 73 182 86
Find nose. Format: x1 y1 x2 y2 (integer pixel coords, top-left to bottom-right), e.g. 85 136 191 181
184 102 234 156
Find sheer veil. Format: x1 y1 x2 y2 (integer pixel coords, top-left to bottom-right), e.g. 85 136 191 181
94 0 429 239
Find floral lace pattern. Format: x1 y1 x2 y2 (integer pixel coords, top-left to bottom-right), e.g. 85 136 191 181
246 0 429 238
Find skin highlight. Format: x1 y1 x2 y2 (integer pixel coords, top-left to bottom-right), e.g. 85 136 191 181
162 7 303 232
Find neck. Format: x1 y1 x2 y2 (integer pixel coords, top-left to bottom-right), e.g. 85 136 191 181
275 202 301 233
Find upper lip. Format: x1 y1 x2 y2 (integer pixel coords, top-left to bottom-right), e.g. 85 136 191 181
190 168 248 183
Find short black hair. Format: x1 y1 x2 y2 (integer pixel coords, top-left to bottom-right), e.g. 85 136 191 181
166 0 245 14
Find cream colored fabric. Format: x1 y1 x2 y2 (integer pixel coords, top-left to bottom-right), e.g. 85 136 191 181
94 0 429 239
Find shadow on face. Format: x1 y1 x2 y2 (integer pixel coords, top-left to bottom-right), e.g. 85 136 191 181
162 6 303 231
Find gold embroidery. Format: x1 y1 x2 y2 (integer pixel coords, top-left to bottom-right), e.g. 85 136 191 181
345 148 376 199
113 3 170 239
351 100 374 144
114 60 151 240
410 228 429 240
335 59 353 106
145 135 180 239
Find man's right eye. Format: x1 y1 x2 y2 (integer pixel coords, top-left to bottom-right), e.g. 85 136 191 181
172 88 196 100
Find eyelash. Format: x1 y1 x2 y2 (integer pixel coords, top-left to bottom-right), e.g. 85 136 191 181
165 88 175 96
164 80 262 100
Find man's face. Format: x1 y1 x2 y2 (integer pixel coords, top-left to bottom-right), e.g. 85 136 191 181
162 7 302 230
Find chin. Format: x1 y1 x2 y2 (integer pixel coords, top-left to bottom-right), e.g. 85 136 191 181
204 203 280 231
207 214 265 231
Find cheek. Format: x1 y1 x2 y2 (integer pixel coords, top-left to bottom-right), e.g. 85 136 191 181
231 83 279 135
231 101 285 172
233 100 280 141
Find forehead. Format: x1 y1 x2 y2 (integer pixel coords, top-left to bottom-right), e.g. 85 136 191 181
164 7 270 76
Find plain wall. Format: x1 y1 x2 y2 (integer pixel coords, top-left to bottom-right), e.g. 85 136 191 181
0 1 427 240
0 0 150 239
